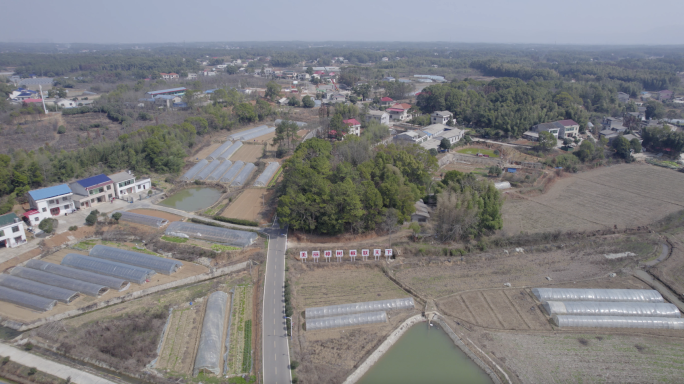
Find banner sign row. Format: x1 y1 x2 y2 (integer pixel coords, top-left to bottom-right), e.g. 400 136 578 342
299 249 392 262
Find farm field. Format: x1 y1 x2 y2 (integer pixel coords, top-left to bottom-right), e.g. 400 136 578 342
502 163 684 235
189 141 222 161
224 285 254 377
156 300 206 374
457 148 499 157
394 233 659 299
221 188 275 223
230 144 263 163
484 331 684 383
289 263 419 384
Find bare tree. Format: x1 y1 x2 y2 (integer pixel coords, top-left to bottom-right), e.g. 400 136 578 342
381 208 401 250
433 189 478 242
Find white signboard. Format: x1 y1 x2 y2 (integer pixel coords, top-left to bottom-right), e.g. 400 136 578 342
362 249 369 260
312 250 320 262
374 249 381 260
324 250 332 261
300 251 307 262
385 249 393 257
349 250 357 257
336 250 343 257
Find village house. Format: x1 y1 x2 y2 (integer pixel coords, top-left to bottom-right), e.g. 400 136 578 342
57 99 78 109
25 184 75 225
557 119 580 138
617 92 630 103
435 127 465 145
160 73 180 80
0 213 26 249
187 73 198 80
523 119 580 141
154 95 182 108
343 118 361 136
395 130 428 144
387 103 412 122
422 123 447 138
108 171 152 200
380 97 394 106
431 111 453 125
366 110 390 126
69 174 115 209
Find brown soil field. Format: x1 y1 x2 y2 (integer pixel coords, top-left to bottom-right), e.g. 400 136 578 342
483 330 684 383
155 299 206 374
0 245 208 324
231 144 263 163
393 232 660 299
0 247 42 273
289 262 420 384
42 225 97 249
128 208 184 222
220 188 275 223
502 163 684 235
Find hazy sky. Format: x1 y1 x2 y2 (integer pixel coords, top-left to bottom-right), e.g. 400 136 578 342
3 0 684 45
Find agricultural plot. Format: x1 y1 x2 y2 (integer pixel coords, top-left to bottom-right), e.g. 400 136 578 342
221 189 275 223
394 233 659 298
438 289 551 331
502 163 684 234
224 285 254 377
485 332 684 383
231 145 263 163
156 301 206 374
293 266 410 309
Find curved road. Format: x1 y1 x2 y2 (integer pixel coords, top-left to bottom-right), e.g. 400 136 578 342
262 224 291 384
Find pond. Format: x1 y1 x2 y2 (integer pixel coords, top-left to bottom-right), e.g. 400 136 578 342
358 323 493 384
159 187 222 212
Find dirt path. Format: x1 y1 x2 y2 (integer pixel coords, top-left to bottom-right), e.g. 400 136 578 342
643 241 670 267
633 270 684 311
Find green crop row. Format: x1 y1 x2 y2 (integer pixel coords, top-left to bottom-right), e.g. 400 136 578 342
242 320 252 373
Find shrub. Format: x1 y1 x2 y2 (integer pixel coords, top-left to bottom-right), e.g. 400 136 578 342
57 125 66 134
1 356 9 365
38 218 56 233
68 225 78 231
290 360 299 370
28 367 37 376
85 212 98 226
213 216 258 227
111 212 122 222
24 342 33 351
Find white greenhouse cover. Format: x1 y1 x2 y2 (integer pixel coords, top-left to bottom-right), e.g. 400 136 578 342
230 163 256 186
11 266 109 297
218 141 243 161
543 301 681 318
26 259 130 291
206 160 233 181
553 315 684 329
181 159 209 181
275 119 307 127
306 297 414 319
89 245 183 275
194 291 228 376
195 160 221 180
116 211 169 228
253 162 281 187
306 311 387 331
228 125 267 141
61 254 156 285
239 127 275 141
220 161 244 183
206 140 235 161
0 275 79 303
165 221 258 247
532 288 664 303
0 286 57 312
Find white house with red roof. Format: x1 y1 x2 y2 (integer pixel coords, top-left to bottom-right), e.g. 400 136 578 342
380 97 394 106
387 103 412 122
343 118 361 136
557 119 580 138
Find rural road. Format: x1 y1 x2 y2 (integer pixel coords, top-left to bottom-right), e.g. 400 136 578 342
262 222 291 384
0 343 116 384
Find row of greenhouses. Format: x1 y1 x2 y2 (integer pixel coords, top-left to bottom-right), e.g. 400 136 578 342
165 221 258 247
306 298 415 319
534 288 682 329
194 291 229 375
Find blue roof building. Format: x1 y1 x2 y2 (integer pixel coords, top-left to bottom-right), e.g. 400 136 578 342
28 184 72 202
26 184 76 223
69 174 114 209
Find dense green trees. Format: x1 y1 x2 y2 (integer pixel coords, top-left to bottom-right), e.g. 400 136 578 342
301 96 315 108
276 139 436 234
536 131 557 152
265 81 281 101
642 125 684 157
433 171 503 241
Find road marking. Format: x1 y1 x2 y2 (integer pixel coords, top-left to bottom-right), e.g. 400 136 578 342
274 341 276 347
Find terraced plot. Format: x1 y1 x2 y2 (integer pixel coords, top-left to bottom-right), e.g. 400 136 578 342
155 301 206 374
225 285 254 377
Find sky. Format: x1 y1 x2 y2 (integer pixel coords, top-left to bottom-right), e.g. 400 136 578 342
2 0 684 45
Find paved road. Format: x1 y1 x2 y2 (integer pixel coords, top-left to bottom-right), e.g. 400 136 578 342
643 241 670 267
0 344 116 384
262 224 291 384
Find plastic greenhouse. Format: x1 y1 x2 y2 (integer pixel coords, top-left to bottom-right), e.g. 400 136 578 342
206 160 232 181
532 288 664 303
0 286 57 312
194 291 228 376
230 163 256 187
165 222 258 247
25 260 130 291
239 127 275 141
11 266 109 297
0 275 79 303
181 159 209 181
89 245 183 275
206 140 235 161
275 119 307 127
542 301 680 318
253 162 281 187
220 161 244 183
306 298 415 319
228 125 267 141
306 311 387 331
552 315 684 329
218 141 243 161
61 254 155 285
195 160 221 180
115 211 169 228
